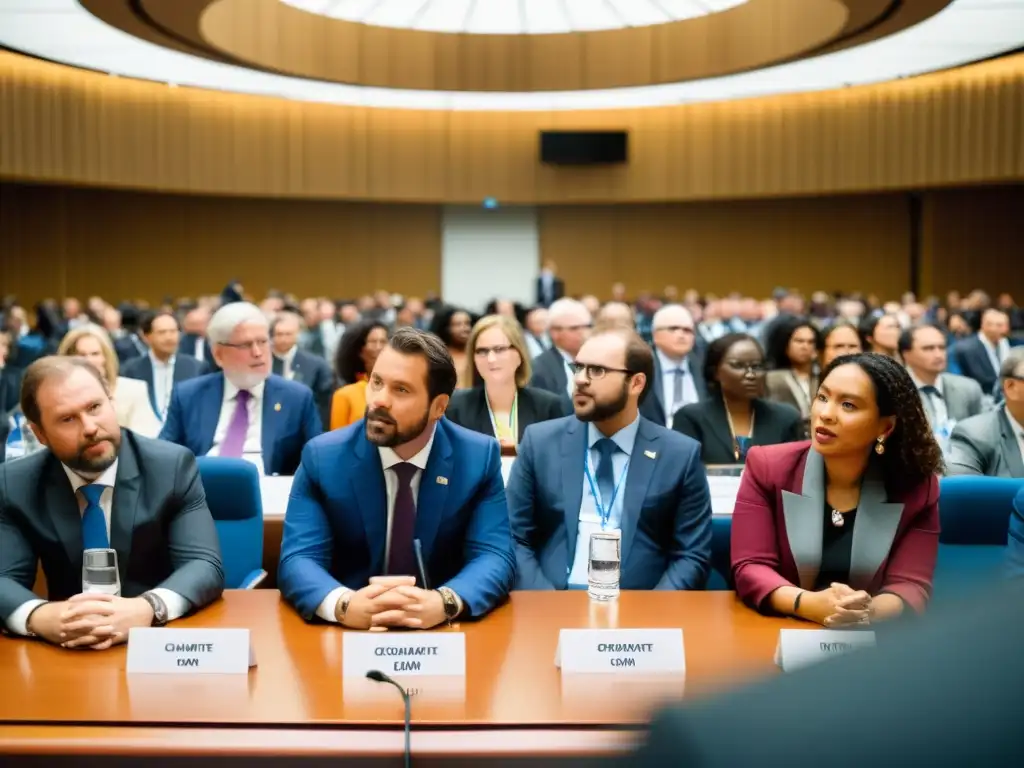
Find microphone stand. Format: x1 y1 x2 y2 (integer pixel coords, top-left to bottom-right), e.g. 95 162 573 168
366 669 411 768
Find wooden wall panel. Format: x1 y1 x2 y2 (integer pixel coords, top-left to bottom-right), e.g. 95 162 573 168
920 186 1024 299
539 195 913 300
1 51 1022 203
0 183 441 305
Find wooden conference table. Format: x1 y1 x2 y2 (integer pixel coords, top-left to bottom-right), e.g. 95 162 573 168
0 590 802 766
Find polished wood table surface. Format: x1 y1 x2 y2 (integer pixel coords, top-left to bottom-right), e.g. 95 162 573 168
0 590 803 763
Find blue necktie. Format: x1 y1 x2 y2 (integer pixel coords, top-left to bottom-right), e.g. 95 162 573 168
594 438 618 512
80 484 109 550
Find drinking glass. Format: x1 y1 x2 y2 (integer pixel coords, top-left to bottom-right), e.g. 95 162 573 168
82 548 120 596
588 531 620 601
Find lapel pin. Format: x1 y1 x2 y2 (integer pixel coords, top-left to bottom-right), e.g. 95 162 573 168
274 402 282 412
436 476 449 486
644 450 657 460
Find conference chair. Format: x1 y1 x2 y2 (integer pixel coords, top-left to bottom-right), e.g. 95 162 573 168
932 475 1021 604
708 518 733 590
196 457 267 589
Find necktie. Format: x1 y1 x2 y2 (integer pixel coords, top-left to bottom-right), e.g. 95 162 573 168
272 356 285 377
920 385 940 425
80 484 109 550
220 390 251 458
594 438 618 514
671 368 686 413
388 462 418 578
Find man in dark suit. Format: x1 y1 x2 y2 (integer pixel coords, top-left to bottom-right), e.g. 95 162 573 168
641 304 707 427
535 260 565 308
0 357 223 648
530 298 592 404
507 328 712 590
178 305 215 368
112 305 148 364
952 308 1011 396
160 302 322 477
278 328 515 628
270 310 334 431
121 310 207 425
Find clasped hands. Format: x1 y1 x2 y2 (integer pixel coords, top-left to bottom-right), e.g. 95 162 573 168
27 593 155 650
341 576 447 631
804 583 873 628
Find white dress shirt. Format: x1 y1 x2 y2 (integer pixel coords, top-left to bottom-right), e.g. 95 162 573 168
316 429 462 622
5 459 189 636
207 379 264 466
910 371 950 427
149 351 175 421
274 346 298 380
656 349 699 427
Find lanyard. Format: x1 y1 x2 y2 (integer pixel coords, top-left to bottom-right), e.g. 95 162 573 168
485 391 518 443
155 358 175 421
583 448 630 530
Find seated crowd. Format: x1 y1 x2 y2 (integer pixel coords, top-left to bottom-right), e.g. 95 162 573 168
0 277 1022 649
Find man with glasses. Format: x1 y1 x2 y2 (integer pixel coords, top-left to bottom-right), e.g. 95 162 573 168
948 348 1024 478
506 328 713 591
641 304 707 428
529 298 592 405
160 302 321 476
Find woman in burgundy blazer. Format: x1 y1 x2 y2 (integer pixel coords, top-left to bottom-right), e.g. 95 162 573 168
731 352 944 627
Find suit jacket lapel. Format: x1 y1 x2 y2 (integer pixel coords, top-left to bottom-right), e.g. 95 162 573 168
140 357 159 418
707 398 738 459
561 420 587 581
515 388 537 443
620 420 660 564
352 428 388 574
196 376 224 456
781 447 825 589
110 437 142 585
652 357 667 422
848 464 904 589
42 456 84 572
467 388 494 438
261 377 281 473
415 423 452 559
998 410 1024 477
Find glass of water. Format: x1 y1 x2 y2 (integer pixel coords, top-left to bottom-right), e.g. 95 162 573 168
588 531 621 601
82 549 121 596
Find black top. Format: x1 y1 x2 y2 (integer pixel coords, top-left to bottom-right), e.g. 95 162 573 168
445 385 570 443
671 396 804 466
814 501 857 590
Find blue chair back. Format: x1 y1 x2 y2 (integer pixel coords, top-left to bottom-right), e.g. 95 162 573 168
707 516 733 590
933 476 1022 604
196 457 266 589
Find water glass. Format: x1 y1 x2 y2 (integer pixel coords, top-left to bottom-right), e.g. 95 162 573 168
82 548 121 596
588 531 621 601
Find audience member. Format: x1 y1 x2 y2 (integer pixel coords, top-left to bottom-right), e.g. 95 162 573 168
818 321 863 369
859 313 902 361
530 298 592 403
641 304 706 428
536 261 564 308
0 331 21 415
179 305 212 365
330 320 389 430
0 357 223 646
953 307 1011 397
673 334 802 465
764 316 820 434
522 306 550 359
507 328 712 591
278 328 515 627
595 301 636 331
732 353 943 625
429 306 474 389
270 310 334 430
446 315 567 449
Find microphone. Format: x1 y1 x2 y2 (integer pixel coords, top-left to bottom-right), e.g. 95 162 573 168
366 670 411 768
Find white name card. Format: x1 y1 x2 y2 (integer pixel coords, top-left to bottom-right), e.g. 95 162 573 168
775 629 877 672
343 632 466 678
126 628 255 674
555 629 685 674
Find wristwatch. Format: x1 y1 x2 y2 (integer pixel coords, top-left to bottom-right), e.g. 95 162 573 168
335 591 353 625
141 591 169 626
436 587 460 622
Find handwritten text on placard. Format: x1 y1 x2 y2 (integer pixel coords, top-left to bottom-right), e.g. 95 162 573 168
555 629 685 674
343 632 466 677
775 629 877 672
126 628 254 674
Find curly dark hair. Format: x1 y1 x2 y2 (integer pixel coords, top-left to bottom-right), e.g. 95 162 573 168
428 305 473 348
333 319 389 385
764 315 821 370
818 352 944 489
702 333 764 395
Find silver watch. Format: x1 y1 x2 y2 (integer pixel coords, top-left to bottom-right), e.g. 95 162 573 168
141 591 169 626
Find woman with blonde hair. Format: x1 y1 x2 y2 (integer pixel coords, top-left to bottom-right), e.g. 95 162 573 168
445 314 568 450
58 325 161 437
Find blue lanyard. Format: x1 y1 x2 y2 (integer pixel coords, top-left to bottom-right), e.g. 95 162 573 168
583 449 630 530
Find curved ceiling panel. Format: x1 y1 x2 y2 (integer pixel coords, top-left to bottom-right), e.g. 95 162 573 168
0 0 1020 110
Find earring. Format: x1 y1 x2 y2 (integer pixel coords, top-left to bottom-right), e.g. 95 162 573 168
875 437 885 455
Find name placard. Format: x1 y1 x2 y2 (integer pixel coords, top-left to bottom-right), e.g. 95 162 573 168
555 629 685 674
775 629 877 672
342 632 466 678
126 628 255 674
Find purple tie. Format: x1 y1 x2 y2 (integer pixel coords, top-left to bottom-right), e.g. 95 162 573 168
387 462 418 577
219 389 251 458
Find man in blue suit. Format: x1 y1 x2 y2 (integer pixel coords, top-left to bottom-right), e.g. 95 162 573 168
278 328 515 629
159 302 321 477
507 328 712 591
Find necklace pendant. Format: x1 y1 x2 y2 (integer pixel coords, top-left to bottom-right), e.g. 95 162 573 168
831 509 845 528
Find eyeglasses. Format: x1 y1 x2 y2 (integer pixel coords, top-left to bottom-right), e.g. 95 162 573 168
474 344 512 358
218 338 270 352
725 361 767 375
569 362 635 381
654 325 695 335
